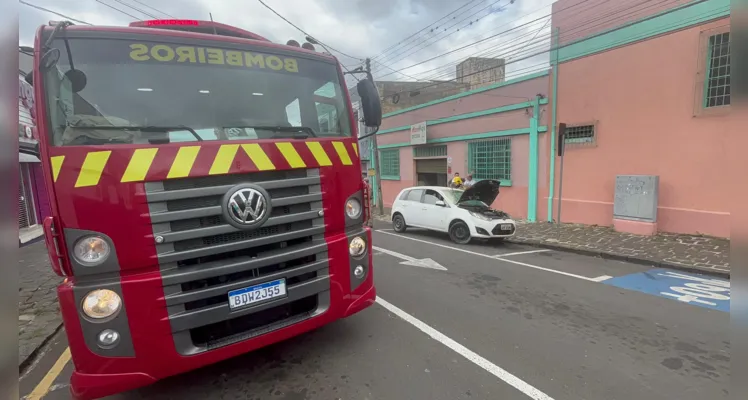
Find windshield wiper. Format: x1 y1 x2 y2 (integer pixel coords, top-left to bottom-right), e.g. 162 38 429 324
231 126 318 138
68 124 203 142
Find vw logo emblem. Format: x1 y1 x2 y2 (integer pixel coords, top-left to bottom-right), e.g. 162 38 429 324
222 185 272 229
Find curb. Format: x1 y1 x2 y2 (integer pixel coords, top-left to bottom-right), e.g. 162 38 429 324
19 322 64 374
371 216 730 279
504 239 730 279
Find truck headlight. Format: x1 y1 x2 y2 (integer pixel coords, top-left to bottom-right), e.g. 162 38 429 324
349 236 366 258
82 289 122 319
73 236 110 266
345 198 362 219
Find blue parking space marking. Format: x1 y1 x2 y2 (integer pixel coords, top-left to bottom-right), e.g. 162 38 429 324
603 268 729 312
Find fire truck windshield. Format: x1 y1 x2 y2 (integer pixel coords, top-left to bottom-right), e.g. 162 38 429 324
41 38 353 146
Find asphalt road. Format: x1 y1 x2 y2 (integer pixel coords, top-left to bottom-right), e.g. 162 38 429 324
21 221 730 400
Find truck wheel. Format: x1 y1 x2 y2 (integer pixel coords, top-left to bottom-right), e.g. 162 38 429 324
393 214 407 233
449 221 471 244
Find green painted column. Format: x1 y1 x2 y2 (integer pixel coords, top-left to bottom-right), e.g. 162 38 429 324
527 96 540 222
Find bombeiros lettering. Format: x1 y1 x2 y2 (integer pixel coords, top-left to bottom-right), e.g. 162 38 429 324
128 43 299 72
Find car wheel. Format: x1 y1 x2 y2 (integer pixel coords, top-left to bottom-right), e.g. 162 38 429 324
449 221 471 244
392 214 407 233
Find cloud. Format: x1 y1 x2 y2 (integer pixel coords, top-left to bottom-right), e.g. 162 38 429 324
19 0 556 83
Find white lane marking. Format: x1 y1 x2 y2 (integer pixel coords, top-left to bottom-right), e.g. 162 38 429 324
373 246 448 270
376 296 554 400
493 249 551 258
589 275 613 282
375 230 609 282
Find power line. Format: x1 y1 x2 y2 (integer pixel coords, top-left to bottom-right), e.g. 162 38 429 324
378 2 722 102
379 0 676 82
375 0 512 70
128 0 175 18
375 0 597 80
369 0 510 77
109 0 160 19
412 0 688 82
371 0 482 61
19 0 92 25
507 16 551 61
93 0 142 20
371 59 428 82
372 0 605 79
255 0 365 90
256 0 363 62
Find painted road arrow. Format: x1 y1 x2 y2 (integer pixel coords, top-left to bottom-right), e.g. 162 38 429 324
372 246 448 271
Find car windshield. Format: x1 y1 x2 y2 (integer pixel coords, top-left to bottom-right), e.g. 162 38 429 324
42 38 352 146
441 189 464 204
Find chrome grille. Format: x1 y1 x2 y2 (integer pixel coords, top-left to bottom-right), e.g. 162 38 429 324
144 168 330 354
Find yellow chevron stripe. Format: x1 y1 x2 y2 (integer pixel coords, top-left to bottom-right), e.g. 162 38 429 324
50 156 64 183
305 142 332 167
352 143 359 157
209 144 240 175
121 148 158 182
242 144 275 171
75 151 111 188
167 146 201 179
332 141 353 166
276 142 306 168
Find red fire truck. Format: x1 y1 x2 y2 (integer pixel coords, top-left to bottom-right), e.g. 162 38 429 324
29 19 381 399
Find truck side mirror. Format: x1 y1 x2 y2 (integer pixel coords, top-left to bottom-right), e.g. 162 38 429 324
356 78 382 128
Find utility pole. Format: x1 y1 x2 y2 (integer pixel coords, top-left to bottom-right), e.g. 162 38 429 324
365 58 385 216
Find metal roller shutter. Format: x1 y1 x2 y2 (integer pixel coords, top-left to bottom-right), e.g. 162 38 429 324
415 158 447 174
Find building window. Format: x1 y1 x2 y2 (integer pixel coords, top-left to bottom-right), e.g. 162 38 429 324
564 125 596 145
704 32 730 108
413 145 447 158
379 149 400 180
468 138 511 183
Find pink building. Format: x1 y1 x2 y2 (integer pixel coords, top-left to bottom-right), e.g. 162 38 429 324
373 71 550 221
543 0 732 238
372 0 732 239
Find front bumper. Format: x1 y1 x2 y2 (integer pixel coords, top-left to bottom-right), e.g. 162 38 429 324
62 227 375 400
470 218 517 238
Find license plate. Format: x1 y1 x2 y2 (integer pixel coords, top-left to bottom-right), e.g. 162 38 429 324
228 279 287 310
500 224 513 231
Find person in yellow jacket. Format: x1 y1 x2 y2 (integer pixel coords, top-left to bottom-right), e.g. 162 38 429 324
450 172 463 188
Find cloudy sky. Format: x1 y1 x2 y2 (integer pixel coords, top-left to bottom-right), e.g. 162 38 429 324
19 0 557 86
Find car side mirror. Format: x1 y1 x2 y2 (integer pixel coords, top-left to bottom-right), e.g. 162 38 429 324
356 78 382 127
435 200 446 207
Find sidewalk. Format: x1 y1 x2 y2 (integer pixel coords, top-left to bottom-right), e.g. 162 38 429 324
19 241 63 370
506 221 729 276
372 213 730 277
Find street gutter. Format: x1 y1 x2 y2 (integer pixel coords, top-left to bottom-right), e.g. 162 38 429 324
19 323 64 374
504 238 730 279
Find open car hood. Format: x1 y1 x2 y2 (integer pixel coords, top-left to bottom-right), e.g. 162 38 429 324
457 179 501 206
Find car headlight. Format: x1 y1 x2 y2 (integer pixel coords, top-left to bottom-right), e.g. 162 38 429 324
73 236 111 266
469 211 492 221
82 289 122 319
349 236 367 258
345 198 362 219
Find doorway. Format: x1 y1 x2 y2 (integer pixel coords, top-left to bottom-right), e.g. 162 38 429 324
415 158 448 187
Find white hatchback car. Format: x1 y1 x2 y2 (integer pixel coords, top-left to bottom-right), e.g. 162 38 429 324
390 179 516 244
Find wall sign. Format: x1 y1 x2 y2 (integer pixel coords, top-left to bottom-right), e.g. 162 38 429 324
410 122 427 145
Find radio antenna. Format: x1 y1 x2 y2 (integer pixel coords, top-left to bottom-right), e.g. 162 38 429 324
209 13 218 34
